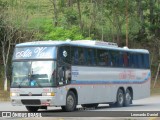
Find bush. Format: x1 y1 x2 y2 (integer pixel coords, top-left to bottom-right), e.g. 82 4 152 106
37 20 91 40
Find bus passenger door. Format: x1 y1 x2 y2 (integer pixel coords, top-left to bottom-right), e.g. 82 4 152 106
57 65 71 85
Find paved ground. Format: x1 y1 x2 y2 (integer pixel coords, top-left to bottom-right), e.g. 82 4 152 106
0 95 160 111
0 96 160 119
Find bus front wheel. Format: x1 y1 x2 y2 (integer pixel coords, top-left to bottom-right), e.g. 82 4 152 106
61 91 77 112
26 106 39 112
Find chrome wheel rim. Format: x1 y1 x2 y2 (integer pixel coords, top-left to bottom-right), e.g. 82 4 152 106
118 92 124 105
67 95 74 108
126 92 131 102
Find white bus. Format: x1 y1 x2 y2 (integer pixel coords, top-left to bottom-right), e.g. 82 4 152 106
10 40 151 112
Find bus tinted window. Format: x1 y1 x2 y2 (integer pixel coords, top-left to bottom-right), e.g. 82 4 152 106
79 47 85 65
128 53 134 68
87 48 96 66
58 46 70 64
118 52 124 67
132 53 137 68
142 54 150 69
97 49 110 66
123 52 129 67
144 54 150 68
71 47 78 65
70 46 97 66
69 45 149 69
110 50 119 67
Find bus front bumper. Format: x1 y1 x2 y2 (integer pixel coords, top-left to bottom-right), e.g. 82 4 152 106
10 96 55 106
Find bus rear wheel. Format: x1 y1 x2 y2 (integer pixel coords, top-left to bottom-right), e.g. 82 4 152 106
61 91 77 112
26 106 39 112
124 89 132 106
110 89 124 107
81 103 99 108
116 89 125 107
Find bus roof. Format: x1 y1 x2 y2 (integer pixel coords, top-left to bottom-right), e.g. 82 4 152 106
16 40 149 53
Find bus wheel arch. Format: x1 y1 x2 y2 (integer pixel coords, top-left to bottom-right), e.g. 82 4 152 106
124 87 133 106
61 88 78 112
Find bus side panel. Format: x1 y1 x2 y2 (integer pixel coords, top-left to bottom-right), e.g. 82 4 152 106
132 69 151 100
71 66 150 104
132 80 150 100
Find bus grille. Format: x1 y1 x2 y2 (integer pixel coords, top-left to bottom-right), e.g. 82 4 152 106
21 99 41 105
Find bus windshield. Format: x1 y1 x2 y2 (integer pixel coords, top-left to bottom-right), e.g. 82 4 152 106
11 61 56 87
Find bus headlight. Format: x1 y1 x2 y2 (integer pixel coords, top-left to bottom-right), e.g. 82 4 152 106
42 92 55 96
10 92 20 96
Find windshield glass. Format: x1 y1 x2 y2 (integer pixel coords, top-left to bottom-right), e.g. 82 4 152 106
11 61 56 87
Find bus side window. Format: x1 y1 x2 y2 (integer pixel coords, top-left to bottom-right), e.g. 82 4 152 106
74 48 79 65
88 48 96 66
87 49 92 65
58 46 70 64
137 54 142 68
84 48 88 65
144 54 150 69
128 53 133 68
71 47 80 65
132 54 136 68
141 54 145 68
97 49 104 66
118 52 123 67
110 51 116 67
91 49 96 65
79 47 85 65
97 49 109 66
123 52 128 67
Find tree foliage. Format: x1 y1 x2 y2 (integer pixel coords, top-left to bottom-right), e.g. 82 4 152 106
0 0 160 90
37 20 90 40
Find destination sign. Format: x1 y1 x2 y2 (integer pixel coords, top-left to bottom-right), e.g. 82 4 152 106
13 47 56 60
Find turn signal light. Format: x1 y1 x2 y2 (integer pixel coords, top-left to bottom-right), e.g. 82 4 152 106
42 92 55 96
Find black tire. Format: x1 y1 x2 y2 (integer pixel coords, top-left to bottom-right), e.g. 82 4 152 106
116 89 124 107
26 106 39 112
110 89 124 107
81 103 99 108
124 89 132 106
62 91 77 112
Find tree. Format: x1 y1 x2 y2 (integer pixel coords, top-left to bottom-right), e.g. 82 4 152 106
0 0 36 91
0 0 15 91
76 0 83 31
50 0 58 26
125 0 129 47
